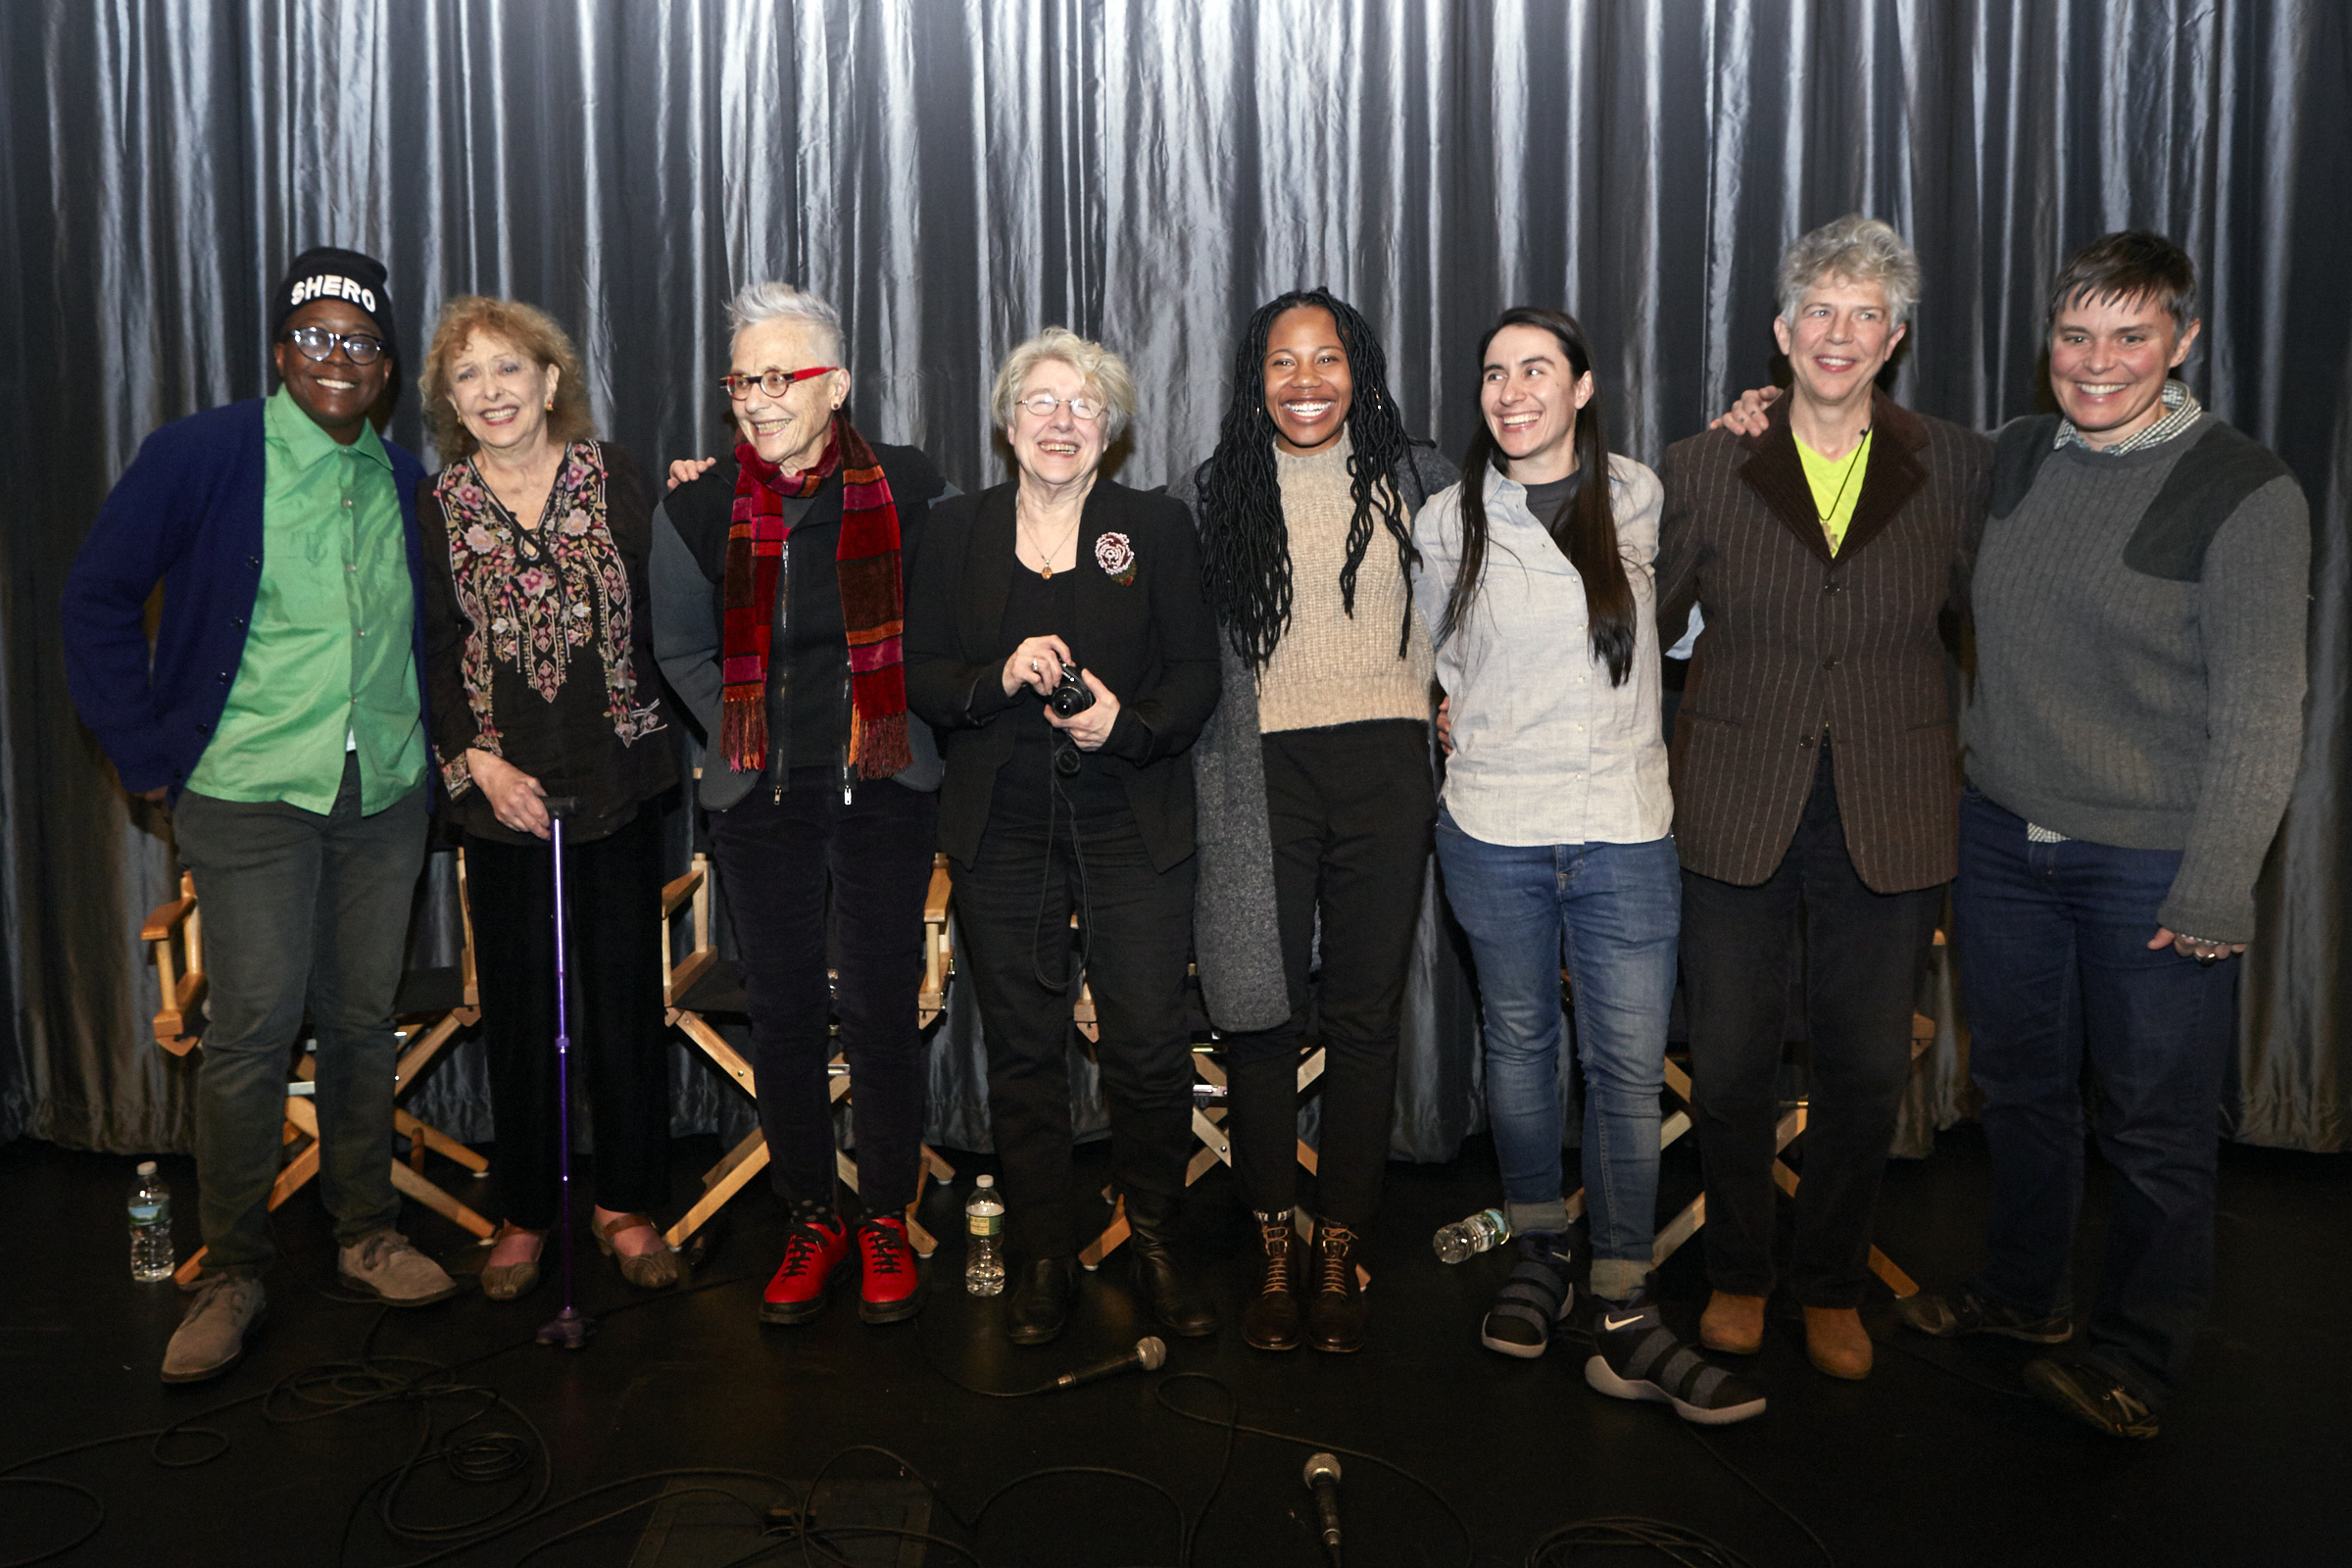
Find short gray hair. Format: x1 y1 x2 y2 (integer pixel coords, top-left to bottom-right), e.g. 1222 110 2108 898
1776 215 1922 327
727 280 844 365
990 326 1137 444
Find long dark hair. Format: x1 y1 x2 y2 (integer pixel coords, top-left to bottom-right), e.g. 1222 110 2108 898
1197 287 1419 668
1438 307 1636 687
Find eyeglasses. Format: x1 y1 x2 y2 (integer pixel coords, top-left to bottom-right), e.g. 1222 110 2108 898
1014 393 1104 422
721 366 841 400
283 326 387 365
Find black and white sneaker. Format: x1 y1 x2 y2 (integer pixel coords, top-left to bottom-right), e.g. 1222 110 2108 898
1585 1293 1767 1426
1480 1233 1575 1359
2024 1357 2159 1440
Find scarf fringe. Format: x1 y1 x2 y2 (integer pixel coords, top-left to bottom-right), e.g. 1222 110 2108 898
720 693 765 774
853 710 912 779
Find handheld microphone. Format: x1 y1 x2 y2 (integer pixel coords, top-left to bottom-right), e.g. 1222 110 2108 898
1303 1451 1344 1564
1049 1336 1166 1393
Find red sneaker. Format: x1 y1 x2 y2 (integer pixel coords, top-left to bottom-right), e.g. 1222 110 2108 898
760 1216 850 1325
857 1214 923 1324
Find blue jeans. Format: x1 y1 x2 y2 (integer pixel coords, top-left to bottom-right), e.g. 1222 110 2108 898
1954 785 2238 1406
1436 814 1679 1297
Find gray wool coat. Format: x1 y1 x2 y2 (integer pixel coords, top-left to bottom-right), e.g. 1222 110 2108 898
1167 443 1459 1031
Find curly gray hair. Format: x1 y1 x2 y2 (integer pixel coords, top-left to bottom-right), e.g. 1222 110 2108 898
990 326 1137 444
727 280 844 365
1776 215 1922 326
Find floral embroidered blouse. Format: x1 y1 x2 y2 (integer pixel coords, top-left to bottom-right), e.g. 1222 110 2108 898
417 440 675 844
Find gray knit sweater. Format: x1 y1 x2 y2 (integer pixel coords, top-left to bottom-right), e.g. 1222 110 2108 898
1964 413 2310 942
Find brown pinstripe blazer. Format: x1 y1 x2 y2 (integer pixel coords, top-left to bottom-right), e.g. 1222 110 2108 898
1655 389 1991 894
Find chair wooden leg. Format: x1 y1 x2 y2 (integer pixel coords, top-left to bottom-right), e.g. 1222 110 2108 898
665 1129 769 1250
270 1140 322 1210
902 1204 938 1258
394 1109 491 1174
390 1157 495 1239
1079 1195 1127 1271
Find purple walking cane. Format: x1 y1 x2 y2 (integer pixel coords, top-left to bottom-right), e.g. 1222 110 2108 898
535 797 596 1350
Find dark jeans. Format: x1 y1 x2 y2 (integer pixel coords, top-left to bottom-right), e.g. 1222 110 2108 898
466 807 669 1231
1224 720 1436 1228
710 769 939 1216
955 807 1196 1258
1954 784 2238 1407
1681 744 1943 1308
172 757 429 1273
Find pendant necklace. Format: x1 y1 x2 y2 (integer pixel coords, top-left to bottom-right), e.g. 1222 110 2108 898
1019 501 1082 578
1817 430 1869 540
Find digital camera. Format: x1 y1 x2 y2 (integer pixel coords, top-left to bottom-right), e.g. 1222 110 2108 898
1051 662 1096 717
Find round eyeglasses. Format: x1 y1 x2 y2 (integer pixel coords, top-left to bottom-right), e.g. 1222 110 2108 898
283 326 387 365
1014 393 1104 422
721 366 841 400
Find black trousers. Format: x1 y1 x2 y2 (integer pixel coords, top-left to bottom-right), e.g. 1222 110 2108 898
1224 720 1436 1228
468 806 670 1231
955 806 1197 1259
1681 744 1943 1307
710 768 939 1216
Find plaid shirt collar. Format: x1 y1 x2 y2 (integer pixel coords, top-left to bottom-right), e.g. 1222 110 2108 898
2055 378 2202 455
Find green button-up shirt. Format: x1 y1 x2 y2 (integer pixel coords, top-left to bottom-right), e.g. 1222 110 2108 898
185 389 426 813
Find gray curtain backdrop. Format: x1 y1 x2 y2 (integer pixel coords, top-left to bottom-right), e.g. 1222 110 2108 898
3 0 2345 1156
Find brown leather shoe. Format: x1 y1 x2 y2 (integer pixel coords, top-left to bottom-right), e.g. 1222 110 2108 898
1700 1291 1766 1354
1240 1213 1303 1351
1804 1305 1873 1380
480 1222 546 1301
1305 1220 1366 1353
593 1211 685 1290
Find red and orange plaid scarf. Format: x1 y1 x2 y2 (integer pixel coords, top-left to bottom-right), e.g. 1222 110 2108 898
719 415 911 778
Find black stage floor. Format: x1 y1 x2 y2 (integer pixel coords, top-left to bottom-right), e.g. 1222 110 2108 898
4 1123 2345 1567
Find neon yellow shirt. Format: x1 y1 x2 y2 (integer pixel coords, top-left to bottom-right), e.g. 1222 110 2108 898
185 389 425 812
1795 428 1875 556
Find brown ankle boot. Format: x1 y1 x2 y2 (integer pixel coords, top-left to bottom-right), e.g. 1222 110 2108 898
1241 1212 1303 1351
1804 1305 1873 1380
1701 1290 1766 1354
1305 1219 1366 1353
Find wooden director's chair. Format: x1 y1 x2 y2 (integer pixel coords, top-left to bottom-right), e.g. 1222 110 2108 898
661 851 957 1256
1589 932 1948 1297
142 849 497 1285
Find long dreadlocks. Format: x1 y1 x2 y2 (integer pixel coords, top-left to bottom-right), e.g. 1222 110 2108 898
1196 287 1421 669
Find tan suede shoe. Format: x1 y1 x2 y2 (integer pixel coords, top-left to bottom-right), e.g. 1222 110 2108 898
1804 1305 1874 1380
1700 1291 1766 1355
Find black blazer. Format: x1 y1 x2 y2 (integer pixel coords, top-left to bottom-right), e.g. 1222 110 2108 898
906 478 1220 871
1655 389 1991 894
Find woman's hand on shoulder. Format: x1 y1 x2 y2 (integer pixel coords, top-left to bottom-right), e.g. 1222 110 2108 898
467 748 551 838
1003 634 1072 699
1708 386 1780 436
665 456 718 491
1044 669 1120 751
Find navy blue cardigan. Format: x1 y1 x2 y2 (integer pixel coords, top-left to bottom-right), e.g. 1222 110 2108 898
61 399 434 799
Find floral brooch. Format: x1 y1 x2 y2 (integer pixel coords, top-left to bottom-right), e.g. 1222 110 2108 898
1095 531 1137 585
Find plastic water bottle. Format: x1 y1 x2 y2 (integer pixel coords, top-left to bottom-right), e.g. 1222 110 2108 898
964 1175 1007 1296
129 1161 175 1282
1432 1206 1510 1265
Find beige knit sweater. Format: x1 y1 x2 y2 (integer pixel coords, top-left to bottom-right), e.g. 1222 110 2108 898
1257 436 1435 734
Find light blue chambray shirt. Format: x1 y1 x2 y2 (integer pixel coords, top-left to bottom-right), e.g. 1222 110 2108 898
1410 453 1673 848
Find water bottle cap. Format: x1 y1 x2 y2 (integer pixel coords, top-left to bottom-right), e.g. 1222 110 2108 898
137 1160 157 1176
974 1174 995 1189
